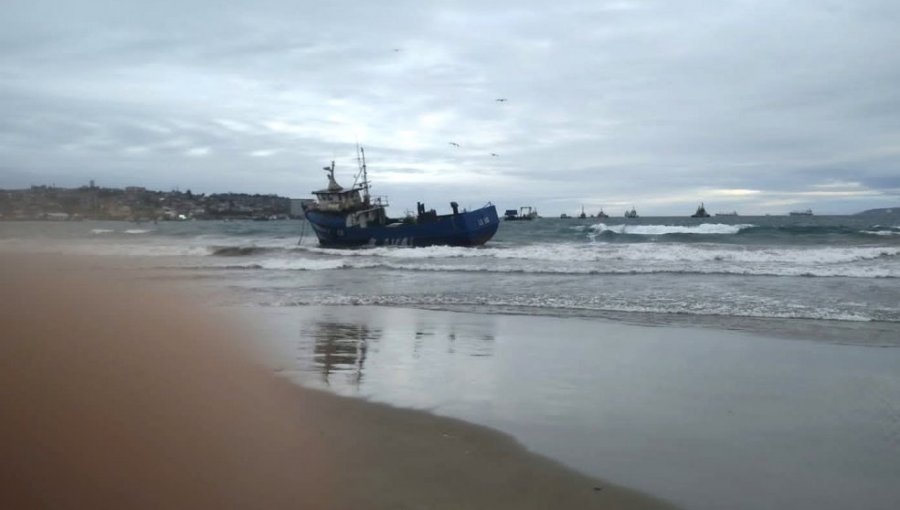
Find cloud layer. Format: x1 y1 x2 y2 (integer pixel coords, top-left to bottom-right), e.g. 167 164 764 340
2 0 899 214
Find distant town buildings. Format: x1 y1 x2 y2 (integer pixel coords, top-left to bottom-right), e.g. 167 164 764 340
0 183 298 221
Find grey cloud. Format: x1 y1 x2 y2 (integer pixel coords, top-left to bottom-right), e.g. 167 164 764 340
2 0 899 214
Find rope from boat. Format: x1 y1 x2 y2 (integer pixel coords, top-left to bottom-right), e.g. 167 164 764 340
298 217 308 245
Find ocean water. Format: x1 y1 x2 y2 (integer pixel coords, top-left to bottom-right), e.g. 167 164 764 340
4 214 900 510
3 214 899 342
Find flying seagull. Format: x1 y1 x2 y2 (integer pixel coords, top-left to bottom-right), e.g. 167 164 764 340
490 153 499 157
449 142 461 148
495 98 507 102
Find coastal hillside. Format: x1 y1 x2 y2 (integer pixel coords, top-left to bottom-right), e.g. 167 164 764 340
855 206 899 215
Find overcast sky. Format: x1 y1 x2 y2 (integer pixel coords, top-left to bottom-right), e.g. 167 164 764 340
2 0 899 215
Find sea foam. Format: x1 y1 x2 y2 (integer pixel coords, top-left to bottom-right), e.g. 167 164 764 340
591 223 753 235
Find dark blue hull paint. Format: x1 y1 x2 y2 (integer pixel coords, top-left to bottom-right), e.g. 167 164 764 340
304 205 499 247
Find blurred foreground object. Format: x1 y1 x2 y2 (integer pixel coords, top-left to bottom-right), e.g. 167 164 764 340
0 255 333 509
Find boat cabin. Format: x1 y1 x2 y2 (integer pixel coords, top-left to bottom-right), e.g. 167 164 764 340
304 160 393 230
309 162 368 213
312 187 366 212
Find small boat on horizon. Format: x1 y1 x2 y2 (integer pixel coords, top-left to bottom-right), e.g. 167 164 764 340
789 209 814 216
579 205 587 219
624 206 639 219
597 208 609 218
301 148 498 247
715 211 739 217
504 206 539 221
691 203 711 218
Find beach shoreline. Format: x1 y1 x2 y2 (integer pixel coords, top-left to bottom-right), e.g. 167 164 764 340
0 253 677 509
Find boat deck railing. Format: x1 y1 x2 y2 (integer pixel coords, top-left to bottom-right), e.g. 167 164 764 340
370 195 390 207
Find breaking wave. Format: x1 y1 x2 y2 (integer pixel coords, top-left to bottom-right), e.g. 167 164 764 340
591 223 753 235
291 242 900 265
261 294 880 323
193 243 900 278
861 225 900 236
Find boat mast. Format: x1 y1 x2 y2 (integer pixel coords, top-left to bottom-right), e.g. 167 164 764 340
359 146 370 204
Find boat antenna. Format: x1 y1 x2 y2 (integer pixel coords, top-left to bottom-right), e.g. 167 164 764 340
324 160 343 191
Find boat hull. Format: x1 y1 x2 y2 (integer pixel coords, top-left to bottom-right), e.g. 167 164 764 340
304 205 499 247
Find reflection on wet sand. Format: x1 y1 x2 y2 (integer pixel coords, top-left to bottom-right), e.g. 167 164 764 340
299 313 497 386
471 334 495 357
305 322 381 385
445 330 496 357
412 325 432 359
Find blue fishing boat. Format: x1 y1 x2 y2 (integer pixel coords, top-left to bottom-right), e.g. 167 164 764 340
301 148 499 247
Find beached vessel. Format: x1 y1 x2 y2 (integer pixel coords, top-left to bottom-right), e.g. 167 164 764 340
504 206 538 221
691 203 711 218
301 149 498 247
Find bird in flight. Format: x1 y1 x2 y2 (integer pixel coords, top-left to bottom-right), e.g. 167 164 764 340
495 98 507 102
490 153 499 157
393 48 401 52
449 142 461 148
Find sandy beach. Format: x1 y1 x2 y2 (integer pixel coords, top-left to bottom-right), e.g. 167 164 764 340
0 254 676 509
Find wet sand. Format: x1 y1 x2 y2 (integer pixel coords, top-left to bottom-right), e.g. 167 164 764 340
0 254 676 510
252 304 900 510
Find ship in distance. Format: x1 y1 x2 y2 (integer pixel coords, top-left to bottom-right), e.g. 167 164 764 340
504 206 539 221
691 203 711 218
